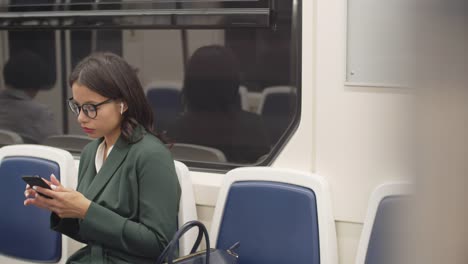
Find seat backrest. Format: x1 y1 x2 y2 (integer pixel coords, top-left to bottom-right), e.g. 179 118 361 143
256 86 296 115
43 135 93 153
355 183 411 264
210 167 338 264
256 86 296 145
146 82 183 132
0 129 23 146
0 145 77 264
173 161 198 256
170 143 227 163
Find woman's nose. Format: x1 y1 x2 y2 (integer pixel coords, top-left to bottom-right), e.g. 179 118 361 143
77 109 88 123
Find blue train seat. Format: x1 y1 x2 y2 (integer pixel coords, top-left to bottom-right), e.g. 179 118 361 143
0 145 77 264
146 83 182 132
210 167 338 264
0 156 61 262
257 86 297 146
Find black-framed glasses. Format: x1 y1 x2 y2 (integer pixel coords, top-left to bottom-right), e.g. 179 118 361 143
67 97 113 119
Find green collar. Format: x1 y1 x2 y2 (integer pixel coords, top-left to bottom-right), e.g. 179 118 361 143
80 124 146 200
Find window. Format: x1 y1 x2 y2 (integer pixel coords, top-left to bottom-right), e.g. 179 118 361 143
0 0 301 169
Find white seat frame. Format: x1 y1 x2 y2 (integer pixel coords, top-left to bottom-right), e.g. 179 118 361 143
171 143 227 163
174 161 198 256
210 167 338 264
0 144 79 264
0 129 23 145
238 85 250 111
43 135 93 152
355 182 412 264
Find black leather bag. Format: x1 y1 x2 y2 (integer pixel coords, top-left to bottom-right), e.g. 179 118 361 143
156 220 239 264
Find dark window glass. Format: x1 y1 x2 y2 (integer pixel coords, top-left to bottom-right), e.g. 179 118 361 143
8 0 57 89
69 0 122 67
0 0 301 168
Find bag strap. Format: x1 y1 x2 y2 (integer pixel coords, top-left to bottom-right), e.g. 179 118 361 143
156 220 211 264
168 221 211 264
191 225 205 254
156 235 177 264
157 226 203 262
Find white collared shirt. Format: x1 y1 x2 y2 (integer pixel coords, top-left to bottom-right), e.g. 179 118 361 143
95 140 114 172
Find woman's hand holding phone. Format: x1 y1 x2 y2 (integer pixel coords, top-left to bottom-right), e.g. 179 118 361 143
24 174 91 219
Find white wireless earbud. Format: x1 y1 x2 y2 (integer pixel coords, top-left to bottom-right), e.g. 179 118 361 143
120 103 124 115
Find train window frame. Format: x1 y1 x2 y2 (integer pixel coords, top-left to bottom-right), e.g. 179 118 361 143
0 0 302 172
176 0 302 172
0 0 273 30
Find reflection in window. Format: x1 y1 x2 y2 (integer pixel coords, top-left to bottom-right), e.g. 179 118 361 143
69 0 122 68
0 50 58 144
167 45 271 164
0 0 300 167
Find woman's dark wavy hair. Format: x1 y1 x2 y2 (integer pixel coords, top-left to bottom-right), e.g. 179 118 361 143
183 45 241 112
4 50 55 91
69 52 164 143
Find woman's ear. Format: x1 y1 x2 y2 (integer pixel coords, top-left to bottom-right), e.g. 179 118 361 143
120 102 128 114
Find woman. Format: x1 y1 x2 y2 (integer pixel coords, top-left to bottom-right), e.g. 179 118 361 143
168 45 270 163
24 52 181 263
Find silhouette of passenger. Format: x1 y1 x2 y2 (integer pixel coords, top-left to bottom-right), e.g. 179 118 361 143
0 50 58 143
168 45 270 163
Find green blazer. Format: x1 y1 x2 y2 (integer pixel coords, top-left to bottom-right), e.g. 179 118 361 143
51 125 181 264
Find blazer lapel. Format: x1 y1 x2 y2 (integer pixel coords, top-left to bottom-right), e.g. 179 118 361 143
76 139 101 193
84 136 131 201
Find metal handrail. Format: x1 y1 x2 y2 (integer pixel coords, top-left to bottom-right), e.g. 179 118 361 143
0 8 270 19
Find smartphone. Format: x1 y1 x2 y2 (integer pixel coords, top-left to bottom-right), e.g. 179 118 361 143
22 175 52 199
